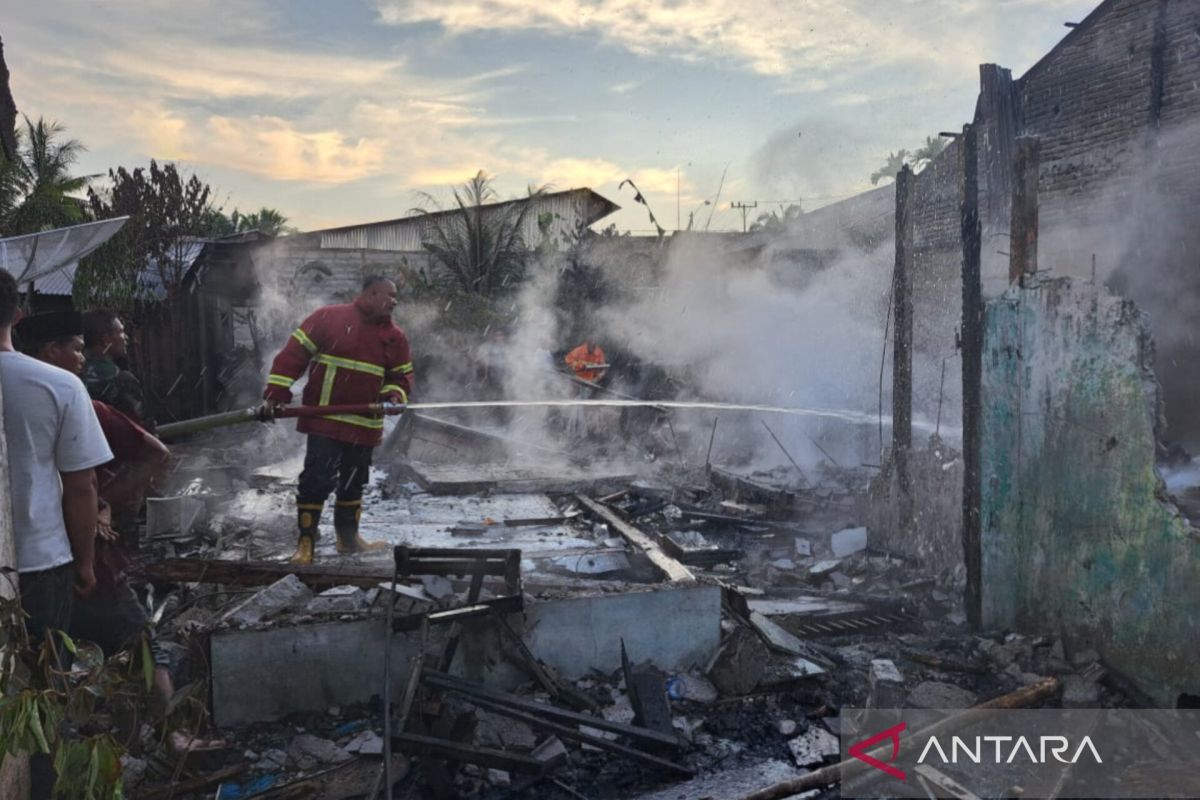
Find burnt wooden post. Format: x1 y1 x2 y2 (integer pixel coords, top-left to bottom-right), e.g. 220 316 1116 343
960 122 983 630
892 165 915 497
1009 137 1041 283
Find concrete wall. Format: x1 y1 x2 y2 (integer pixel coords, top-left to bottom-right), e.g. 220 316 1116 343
980 276 1200 706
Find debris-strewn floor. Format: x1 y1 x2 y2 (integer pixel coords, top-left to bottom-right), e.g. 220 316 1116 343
116 422 1133 799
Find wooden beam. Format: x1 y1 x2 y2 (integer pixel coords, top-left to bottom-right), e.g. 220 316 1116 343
423 671 685 750
960 121 983 631
1009 136 1041 283
145 558 394 589
892 164 914 492
573 495 695 584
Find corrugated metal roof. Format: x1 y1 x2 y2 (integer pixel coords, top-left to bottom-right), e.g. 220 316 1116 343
0 218 129 289
315 188 620 252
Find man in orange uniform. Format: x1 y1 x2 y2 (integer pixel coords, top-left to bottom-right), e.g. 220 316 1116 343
263 275 414 564
564 338 607 383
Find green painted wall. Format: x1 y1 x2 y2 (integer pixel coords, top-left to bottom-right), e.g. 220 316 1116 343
981 277 1200 706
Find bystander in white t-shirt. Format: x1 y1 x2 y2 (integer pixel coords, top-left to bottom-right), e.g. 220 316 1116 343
0 351 113 573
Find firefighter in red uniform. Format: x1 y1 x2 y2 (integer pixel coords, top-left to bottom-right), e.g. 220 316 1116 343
263 275 414 564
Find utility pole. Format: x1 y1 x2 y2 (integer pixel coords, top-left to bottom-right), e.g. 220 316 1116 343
730 201 757 232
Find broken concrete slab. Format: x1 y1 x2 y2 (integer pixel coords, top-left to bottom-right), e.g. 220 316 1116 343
707 627 767 696
830 526 868 557
907 681 978 709
1061 675 1102 708
868 659 905 709
343 730 383 756
221 574 313 628
809 559 841 576
788 725 840 767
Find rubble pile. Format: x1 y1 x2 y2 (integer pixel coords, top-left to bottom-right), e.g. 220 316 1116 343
101 423 1133 799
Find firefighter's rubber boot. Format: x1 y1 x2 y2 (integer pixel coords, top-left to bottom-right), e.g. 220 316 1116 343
291 504 322 564
334 501 387 554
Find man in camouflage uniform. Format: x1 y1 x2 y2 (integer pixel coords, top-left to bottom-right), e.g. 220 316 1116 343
82 309 151 428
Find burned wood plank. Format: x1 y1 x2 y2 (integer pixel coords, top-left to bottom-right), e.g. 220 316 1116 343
403 462 634 497
573 495 694 584
146 558 393 589
960 121 983 630
422 671 684 750
391 733 547 775
707 467 794 514
440 693 694 777
622 639 674 739
490 609 599 713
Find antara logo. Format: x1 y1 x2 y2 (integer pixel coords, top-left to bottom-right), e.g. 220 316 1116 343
849 721 1104 782
917 735 1103 765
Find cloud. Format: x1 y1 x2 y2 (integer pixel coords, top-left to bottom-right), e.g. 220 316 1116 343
373 0 1003 79
609 80 644 95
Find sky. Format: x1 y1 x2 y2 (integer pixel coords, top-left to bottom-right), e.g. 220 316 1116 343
2 0 1100 234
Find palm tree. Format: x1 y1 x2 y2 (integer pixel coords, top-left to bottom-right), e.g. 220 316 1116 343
414 171 545 297
870 149 911 186
234 206 293 237
1 116 92 235
911 136 947 172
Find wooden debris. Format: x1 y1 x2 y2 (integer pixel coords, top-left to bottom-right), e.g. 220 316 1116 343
622 639 675 738
146 558 393 589
423 671 685 750
392 732 547 774
574 495 694 584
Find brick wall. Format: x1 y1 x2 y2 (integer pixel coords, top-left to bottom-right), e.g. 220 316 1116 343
905 0 1200 445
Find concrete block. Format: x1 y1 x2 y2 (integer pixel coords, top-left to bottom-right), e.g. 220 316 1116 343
868 659 905 709
788 725 839 767
221 574 313 628
831 526 868 557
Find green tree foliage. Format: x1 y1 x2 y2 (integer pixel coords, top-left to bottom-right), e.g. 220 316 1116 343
911 135 947 171
234 206 293 236
749 203 804 233
870 135 949 185
75 160 214 312
0 116 92 236
200 206 294 238
414 170 545 297
870 149 911 186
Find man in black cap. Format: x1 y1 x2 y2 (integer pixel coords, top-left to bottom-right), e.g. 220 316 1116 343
16 311 174 701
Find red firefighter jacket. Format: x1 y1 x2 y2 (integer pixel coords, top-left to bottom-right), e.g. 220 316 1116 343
263 300 414 446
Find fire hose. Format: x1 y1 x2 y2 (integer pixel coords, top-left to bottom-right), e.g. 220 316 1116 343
155 402 406 442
